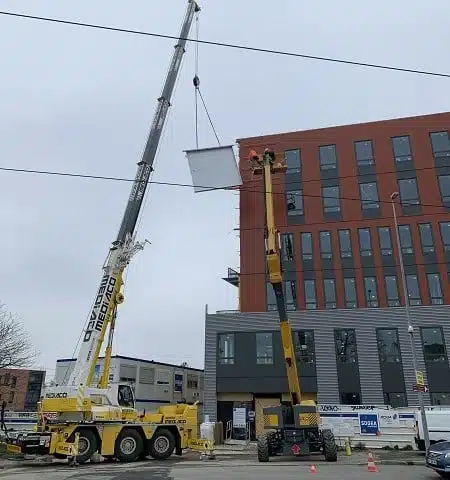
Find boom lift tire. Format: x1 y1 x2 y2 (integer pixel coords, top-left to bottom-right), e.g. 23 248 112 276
322 429 338 462
73 428 98 464
149 428 176 460
115 428 144 462
257 433 270 462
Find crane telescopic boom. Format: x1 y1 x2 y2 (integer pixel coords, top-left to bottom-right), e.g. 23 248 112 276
250 149 302 406
67 0 200 388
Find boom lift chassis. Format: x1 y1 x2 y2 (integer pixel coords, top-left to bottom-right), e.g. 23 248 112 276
249 149 337 463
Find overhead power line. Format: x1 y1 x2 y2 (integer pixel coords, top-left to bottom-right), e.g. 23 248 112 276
1 10 450 79
1 164 450 213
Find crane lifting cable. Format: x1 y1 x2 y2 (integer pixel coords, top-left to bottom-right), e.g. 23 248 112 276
186 12 241 193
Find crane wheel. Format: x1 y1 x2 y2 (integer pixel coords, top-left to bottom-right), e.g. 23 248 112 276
149 429 176 460
73 428 98 464
322 429 338 462
257 434 270 462
114 428 143 462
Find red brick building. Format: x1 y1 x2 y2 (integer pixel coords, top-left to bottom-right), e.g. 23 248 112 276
0 369 45 411
237 112 450 312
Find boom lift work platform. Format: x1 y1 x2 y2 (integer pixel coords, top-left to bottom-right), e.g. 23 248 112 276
249 149 338 463
5 0 213 465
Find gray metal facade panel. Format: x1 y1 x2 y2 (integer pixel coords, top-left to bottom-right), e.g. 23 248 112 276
204 306 450 419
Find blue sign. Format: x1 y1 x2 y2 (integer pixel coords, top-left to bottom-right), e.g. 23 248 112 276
174 374 183 392
359 413 379 435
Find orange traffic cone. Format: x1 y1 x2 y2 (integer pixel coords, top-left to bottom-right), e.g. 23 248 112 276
367 452 377 473
309 464 317 475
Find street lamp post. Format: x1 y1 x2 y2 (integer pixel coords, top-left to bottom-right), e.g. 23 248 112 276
390 192 430 451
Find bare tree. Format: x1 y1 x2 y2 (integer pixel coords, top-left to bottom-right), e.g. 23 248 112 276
0 303 37 369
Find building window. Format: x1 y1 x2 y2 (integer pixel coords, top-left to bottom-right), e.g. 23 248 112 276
322 185 341 213
438 174 450 204
335 329 358 363
418 223 435 253
294 331 315 364
187 375 198 389
421 327 447 363
284 280 297 310
281 233 295 261
344 278 357 308
341 393 361 405
384 275 400 307
398 178 420 206
377 328 401 363
8 391 14 403
430 131 450 158
391 135 412 163
358 228 373 256
427 273 444 305
218 333 235 364
398 225 414 254
286 190 304 216
266 283 277 311
439 222 450 251
323 278 337 309
364 276 379 307
384 392 407 408
301 232 313 260
431 393 450 406
338 229 352 259
354 139 375 166
319 231 332 259
304 279 317 309
319 144 338 171
359 182 380 210
285 149 301 173
256 332 274 364
10 376 17 389
406 274 421 305
378 227 393 256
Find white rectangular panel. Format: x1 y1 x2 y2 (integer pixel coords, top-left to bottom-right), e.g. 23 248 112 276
185 145 243 193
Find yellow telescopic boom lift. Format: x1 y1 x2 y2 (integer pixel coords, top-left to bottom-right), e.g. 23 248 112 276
249 149 337 463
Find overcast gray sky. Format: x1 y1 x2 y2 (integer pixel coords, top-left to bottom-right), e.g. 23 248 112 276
1 0 449 377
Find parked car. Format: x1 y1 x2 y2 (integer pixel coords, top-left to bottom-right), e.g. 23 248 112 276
425 441 450 478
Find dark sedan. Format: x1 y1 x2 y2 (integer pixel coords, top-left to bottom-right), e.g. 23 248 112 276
426 441 450 478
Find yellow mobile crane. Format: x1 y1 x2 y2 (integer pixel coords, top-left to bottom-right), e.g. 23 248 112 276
5 0 212 465
249 149 337 463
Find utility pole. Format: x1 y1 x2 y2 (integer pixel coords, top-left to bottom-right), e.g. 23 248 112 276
390 191 430 451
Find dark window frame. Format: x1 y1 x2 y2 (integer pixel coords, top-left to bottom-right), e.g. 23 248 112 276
255 332 274 365
358 228 373 257
364 276 379 307
304 279 317 310
286 190 304 216
384 275 400 307
294 330 316 365
391 135 413 163
426 272 444 305
430 131 450 158
284 149 301 173
301 232 313 260
343 277 358 308
354 139 375 166
398 225 414 255
280 233 295 261
319 144 338 171
376 328 402 363
266 282 277 312
218 333 235 365
319 231 333 260
323 278 337 309
284 280 298 311
405 274 422 305
378 226 393 256
418 223 435 254
398 178 420 207
338 229 352 259
437 174 450 204
334 328 358 364
322 185 341 213
359 181 380 210
420 326 448 363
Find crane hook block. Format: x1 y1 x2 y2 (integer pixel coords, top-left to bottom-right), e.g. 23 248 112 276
193 75 200 88
115 293 125 305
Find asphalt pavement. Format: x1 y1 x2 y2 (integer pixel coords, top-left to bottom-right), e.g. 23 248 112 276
0 457 439 480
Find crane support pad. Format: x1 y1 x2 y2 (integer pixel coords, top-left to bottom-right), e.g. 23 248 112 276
263 406 283 429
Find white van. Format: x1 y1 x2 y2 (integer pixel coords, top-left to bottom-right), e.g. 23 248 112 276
416 409 450 450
